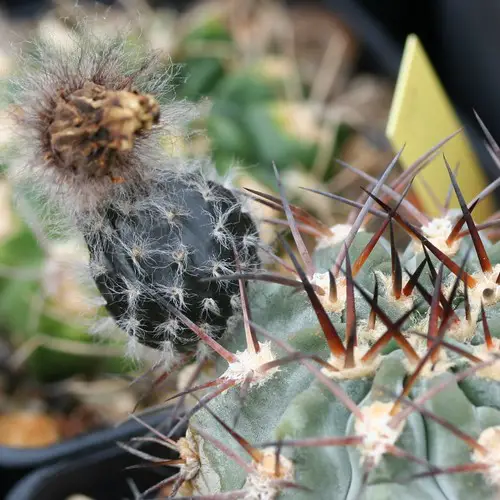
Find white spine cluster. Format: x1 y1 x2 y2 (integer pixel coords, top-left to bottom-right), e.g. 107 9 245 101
222 342 278 387
354 401 405 466
473 426 500 486
243 449 294 500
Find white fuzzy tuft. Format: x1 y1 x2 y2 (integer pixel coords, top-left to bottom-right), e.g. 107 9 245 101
157 283 189 310
321 347 382 380
471 340 500 380
374 270 414 312
201 298 221 317
221 342 278 387
154 318 182 340
310 272 347 313
230 294 242 311
207 203 243 249
357 319 390 346
243 448 294 500
473 426 500 486
316 224 364 250
413 217 460 256
355 401 405 466
404 335 454 376
124 333 178 371
468 264 500 308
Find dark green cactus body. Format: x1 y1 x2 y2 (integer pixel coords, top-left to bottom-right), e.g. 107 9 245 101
86 174 259 353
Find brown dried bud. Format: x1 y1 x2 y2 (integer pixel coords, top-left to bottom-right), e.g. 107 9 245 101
47 82 160 180
9 26 198 216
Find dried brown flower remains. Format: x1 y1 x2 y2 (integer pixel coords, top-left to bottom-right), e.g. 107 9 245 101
47 82 160 182
7 26 192 215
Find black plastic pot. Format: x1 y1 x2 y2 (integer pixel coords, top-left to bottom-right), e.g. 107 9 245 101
346 0 500 154
319 0 500 192
5 417 185 500
432 0 500 158
0 409 180 498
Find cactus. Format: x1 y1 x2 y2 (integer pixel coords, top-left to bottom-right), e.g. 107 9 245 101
5 27 260 370
160 147 500 500
8 23 500 500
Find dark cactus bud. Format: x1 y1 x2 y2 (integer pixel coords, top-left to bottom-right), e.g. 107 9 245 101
86 173 259 354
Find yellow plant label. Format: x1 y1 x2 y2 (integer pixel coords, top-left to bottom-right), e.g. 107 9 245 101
386 34 494 221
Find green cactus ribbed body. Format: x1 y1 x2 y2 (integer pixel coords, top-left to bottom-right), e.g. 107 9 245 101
180 216 500 500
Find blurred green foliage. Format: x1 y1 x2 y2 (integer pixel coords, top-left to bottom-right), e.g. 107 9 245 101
0 196 133 382
173 14 347 188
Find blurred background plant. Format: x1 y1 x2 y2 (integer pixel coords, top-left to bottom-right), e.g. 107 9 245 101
0 0 397 449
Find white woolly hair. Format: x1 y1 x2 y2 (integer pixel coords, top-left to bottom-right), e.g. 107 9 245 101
3 21 264 372
7 21 201 222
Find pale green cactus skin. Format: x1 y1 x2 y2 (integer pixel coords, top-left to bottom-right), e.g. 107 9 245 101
183 226 500 500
